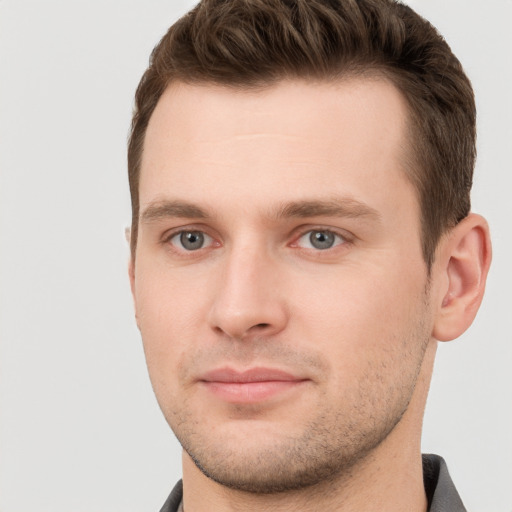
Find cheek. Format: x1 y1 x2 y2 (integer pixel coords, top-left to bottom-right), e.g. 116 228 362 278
135 260 207 331
292 261 429 359
296 272 430 415
134 270 201 383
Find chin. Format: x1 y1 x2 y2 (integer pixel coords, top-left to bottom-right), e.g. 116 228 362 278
175 414 398 494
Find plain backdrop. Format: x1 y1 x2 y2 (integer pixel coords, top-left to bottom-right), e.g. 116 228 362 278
0 1 511 511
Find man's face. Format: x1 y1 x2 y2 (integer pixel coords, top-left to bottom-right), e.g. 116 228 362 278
131 79 435 492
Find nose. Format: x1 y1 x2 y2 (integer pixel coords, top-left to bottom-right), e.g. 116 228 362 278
207 244 288 341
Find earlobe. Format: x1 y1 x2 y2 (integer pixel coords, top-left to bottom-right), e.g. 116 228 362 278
128 258 136 296
128 257 140 328
432 213 492 342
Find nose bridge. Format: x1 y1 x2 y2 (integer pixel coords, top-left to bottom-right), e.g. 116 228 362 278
208 239 287 340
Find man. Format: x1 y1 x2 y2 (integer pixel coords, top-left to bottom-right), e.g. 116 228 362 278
127 1 491 510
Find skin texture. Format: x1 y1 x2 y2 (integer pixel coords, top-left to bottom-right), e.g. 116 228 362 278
130 79 491 511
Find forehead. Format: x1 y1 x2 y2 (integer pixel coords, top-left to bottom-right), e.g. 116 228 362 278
140 78 416 221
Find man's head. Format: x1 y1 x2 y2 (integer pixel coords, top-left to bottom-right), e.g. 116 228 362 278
128 0 476 269
128 0 490 500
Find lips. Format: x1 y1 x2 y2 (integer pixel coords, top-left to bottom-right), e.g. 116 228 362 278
198 367 308 403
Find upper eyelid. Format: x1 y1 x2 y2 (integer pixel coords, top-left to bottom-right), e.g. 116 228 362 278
161 224 217 242
298 229 345 240
290 225 354 242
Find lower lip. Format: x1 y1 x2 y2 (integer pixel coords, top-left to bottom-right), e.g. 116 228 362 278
201 380 306 403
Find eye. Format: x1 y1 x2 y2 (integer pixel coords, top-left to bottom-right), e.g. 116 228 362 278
169 230 213 251
296 230 346 250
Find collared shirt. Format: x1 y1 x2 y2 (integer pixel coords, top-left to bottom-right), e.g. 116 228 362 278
159 454 466 512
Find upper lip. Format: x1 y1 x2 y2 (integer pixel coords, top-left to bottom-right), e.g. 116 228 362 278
199 367 305 383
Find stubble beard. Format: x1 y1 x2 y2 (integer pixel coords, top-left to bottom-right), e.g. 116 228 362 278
167 336 430 495
179 409 405 494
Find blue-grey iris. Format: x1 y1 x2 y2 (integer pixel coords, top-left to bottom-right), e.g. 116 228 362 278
310 231 335 250
180 231 204 250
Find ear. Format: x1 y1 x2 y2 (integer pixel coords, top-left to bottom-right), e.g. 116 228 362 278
126 227 139 327
125 226 131 245
128 257 136 298
128 256 141 329
125 226 136 296
432 213 492 341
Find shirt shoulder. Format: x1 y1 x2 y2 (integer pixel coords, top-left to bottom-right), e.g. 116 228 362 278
423 454 467 512
159 480 183 512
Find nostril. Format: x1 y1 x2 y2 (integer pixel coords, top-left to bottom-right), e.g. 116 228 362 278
255 323 270 329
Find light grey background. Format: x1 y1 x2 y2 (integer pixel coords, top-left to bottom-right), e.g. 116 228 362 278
0 1 510 510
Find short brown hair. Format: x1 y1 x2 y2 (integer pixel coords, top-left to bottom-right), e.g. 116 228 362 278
128 0 476 268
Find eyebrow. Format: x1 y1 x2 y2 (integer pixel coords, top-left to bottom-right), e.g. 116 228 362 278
140 197 381 224
140 200 209 223
275 198 381 221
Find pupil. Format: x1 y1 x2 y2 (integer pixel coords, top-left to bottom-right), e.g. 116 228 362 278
310 231 334 249
181 231 204 250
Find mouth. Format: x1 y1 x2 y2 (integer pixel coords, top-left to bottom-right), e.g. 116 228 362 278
198 367 309 404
